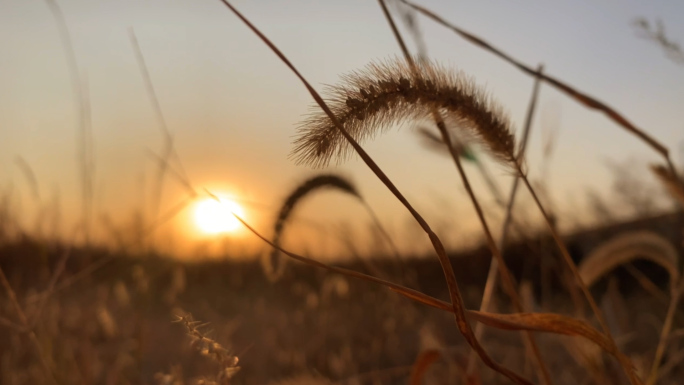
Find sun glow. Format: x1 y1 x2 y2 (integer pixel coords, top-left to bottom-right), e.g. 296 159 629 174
194 196 245 235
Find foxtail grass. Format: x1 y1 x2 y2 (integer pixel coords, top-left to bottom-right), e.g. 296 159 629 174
266 173 402 282
218 2 534 383
266 174 361 281
392 14 681 362
292 58 516 169
578 231 679 289
216 1 654 383
297 23 640 381
467 63 545 380
576 230 682 385
374 4 552 383
401 0 681 188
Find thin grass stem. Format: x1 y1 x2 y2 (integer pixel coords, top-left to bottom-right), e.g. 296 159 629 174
517 171 642 384
647 279 684 385
217 2 531 383
467 64 544 377
377 2 551 383
0 267 60 385
232 212 633 369
402 0 682 188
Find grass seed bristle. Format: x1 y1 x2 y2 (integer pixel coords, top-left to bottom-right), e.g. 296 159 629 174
292 58 516 168
266 174 361 282
175 314 240 382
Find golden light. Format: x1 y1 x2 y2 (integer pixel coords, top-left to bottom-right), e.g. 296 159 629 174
194 196 245 235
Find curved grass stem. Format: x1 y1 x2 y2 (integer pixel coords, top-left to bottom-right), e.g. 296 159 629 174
218 1 532 383
376 1 551 382
467 64 544 380
517 169 642 384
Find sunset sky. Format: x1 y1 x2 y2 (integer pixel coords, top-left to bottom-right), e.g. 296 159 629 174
1 0 683 259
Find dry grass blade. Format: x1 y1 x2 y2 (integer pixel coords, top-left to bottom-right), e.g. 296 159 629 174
266 174 361 282
130 28 193 235
393 0 428 61
400 0 672 165
417 127 476 160
290 4 628 380
647 280 684 385
578 231 679 289
233 212 635 375
468 64 545 380
29 248 71 329
377 3 551 380
433 116 552 384
623 263 669 304
14 156 41 201
293 58 516 169
28 194 198 301
0 267 60 385
409 349 441 385
651 164 684 206
175 314 241 383
514 164 639 383
632 18 684 66
44 0 95 245
216 3 530 384
395 289 635 371
417 127 510 209
577 230 679 385
369 18 642 378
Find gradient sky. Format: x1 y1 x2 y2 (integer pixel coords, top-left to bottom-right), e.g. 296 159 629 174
1 0 683 258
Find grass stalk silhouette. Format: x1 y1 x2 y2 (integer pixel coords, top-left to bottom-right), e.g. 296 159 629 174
217 2 533 383
293 59 516 168
401 0 682 189
14 156 41 202
375 3 551 383
387 12 676 371
129 28 193 251
574 229 683 384
28 248 72 329
643 169 684 385
369 5 646 379
230 211 634 368
467 64 544 378
213 2 657 382
417 127 533 234
515 161 639 383
0 267 60 385
44 0 95 247
652 165 684 206
647 280 683 385
267 173 401 282
432 82 552 385
288 53 641 383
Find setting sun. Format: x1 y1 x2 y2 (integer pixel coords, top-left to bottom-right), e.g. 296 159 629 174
194 197 245 235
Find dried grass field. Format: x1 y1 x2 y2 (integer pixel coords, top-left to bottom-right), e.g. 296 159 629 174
1 1 684 385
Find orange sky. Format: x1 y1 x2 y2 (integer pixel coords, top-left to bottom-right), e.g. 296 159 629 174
1 0 683 259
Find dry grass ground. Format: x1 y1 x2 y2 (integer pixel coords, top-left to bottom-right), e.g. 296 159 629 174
2 1 684 384
1 211 682 385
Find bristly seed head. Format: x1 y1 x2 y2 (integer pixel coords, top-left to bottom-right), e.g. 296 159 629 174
291 57 517 168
